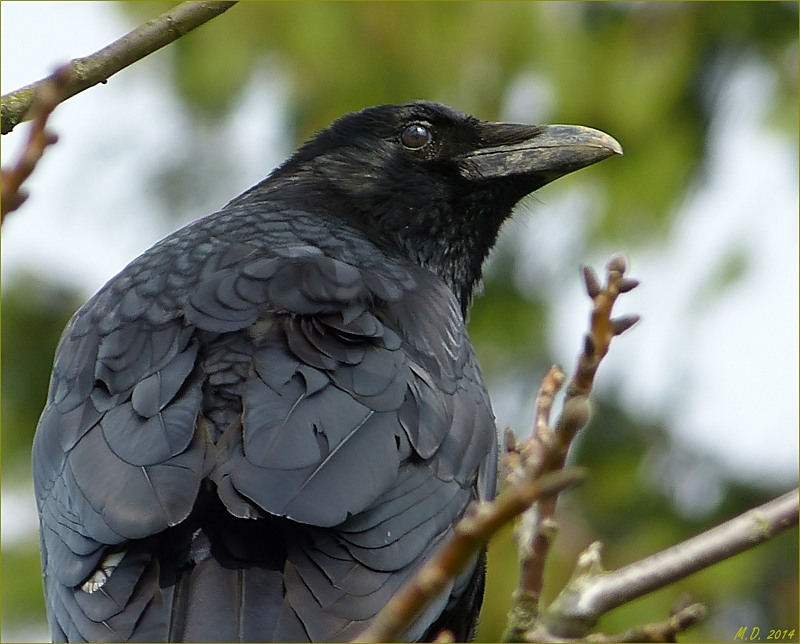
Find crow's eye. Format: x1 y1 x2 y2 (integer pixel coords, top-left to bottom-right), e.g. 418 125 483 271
400 123 433 149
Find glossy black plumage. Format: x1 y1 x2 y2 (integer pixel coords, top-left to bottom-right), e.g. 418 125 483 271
33 102 620 642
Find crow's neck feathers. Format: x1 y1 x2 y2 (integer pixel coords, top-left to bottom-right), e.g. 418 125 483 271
230 101 620 316
244 115 522 315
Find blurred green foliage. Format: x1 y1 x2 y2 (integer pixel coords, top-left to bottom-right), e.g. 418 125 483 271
2 2 797 641
125 1 796 244
2 277 81 477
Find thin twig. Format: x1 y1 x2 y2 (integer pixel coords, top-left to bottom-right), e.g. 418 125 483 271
0 67 71 222
586 602 707 642
520 600 707 643
503 365 566 640
1 1 237 135
503 255 639 642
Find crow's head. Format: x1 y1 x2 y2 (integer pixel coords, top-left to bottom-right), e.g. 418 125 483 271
260 102 621 313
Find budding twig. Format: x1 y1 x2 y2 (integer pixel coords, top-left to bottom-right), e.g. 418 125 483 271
503 254 639 642
1 67 71 222
570 254 640 399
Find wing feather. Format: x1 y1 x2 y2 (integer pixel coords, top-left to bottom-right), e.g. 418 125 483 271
34 217 498 641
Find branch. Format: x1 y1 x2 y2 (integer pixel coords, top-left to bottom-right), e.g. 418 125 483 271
0 67 70 222
352 468 588 643
541 488 799 638
586 602 707 643
1 1 237 135
499 257 796 642
503 254 639 642
520 601 708 644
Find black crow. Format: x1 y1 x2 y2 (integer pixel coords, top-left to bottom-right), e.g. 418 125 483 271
33 101 620 642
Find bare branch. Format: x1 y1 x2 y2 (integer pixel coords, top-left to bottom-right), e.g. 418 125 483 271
1 1 237 135
503 256 640 642
500 258 795 642
352 468 588 643
542 488 799 638
586 602 707 643
520 601 707 644
1 67 71 222
569 253 639 400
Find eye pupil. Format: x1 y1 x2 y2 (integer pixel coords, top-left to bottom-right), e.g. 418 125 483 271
401 123 432 149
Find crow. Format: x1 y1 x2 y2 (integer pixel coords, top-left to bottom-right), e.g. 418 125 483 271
33 101 621 642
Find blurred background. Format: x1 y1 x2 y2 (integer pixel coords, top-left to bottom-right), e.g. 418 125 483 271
1 2 797 641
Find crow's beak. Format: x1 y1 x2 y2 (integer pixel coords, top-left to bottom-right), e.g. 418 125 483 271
457 123 622 186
